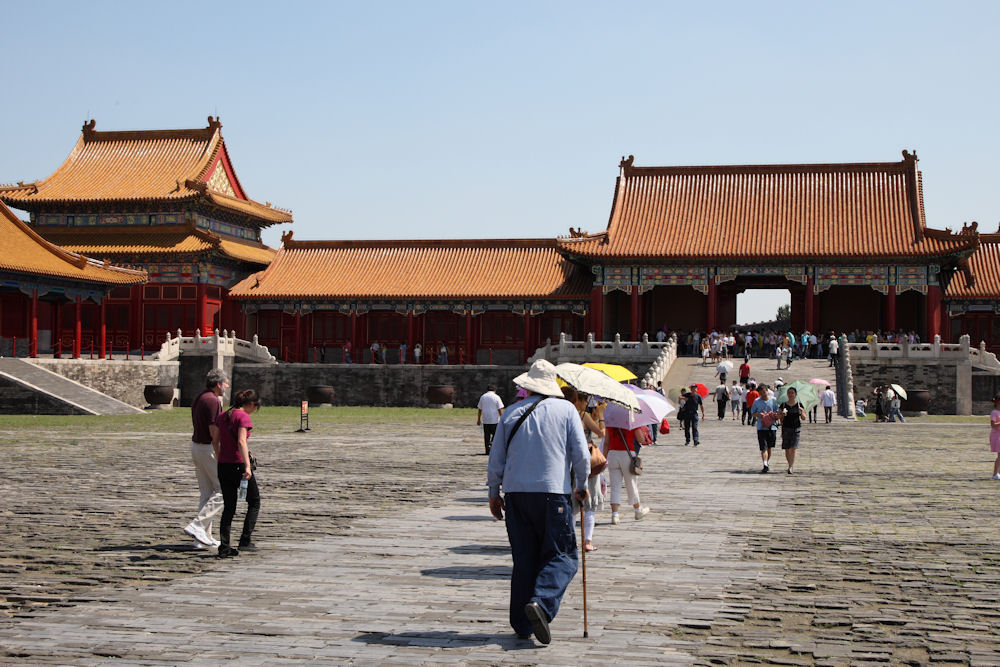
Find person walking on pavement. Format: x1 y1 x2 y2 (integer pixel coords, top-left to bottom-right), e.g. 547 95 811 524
751 384 778 473
821 385 837 423
679 385 705 446
828 335 839 368
214 389 262 558
604 425 651 526
183 369 228 549
739 358 750 385
714 380 729 420
728 379 742 420
476 384 505 455
778 386 806 474
563 388 606 552
989 393 1000 480
487 359 590 645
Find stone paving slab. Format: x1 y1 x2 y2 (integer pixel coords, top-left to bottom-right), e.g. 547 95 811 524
2 358 1000 664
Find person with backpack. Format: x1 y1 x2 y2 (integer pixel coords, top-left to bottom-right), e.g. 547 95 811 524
679 385 705 446
213 389 262 558
751 384 778 473
486 360 589 644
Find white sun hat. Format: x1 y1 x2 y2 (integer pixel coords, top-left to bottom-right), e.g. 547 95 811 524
513 359 564 397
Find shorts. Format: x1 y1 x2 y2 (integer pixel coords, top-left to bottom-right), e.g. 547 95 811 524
756 429 776 452
781 427 801 450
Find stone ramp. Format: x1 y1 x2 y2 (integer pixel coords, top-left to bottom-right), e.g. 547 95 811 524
681 355 838 395
0 358 143 415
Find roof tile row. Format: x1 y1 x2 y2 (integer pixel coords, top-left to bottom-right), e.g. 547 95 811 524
230 239 591 300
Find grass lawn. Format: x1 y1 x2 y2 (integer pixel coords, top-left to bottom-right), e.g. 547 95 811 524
0 406 478 435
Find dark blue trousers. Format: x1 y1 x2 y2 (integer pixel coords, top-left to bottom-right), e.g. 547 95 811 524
503 492 578 635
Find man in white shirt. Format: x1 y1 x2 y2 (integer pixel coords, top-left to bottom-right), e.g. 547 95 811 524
828 336 840 368
821 386 837 423
477 385 505 455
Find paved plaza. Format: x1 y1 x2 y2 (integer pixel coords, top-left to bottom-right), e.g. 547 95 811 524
2 359 1000 665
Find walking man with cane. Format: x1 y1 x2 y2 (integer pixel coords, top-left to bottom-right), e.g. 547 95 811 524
487 359 590 644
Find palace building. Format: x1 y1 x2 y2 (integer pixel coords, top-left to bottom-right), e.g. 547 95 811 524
2 119 998 362
0 199 145 357
0 118 289 353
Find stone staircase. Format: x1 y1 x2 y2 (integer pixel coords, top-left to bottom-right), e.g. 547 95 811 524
0 358 144 415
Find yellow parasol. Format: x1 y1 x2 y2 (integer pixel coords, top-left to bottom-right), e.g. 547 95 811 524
581 362 637 382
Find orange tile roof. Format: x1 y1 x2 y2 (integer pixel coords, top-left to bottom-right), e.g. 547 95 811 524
229 237 591 300
0 201 145 285
945 232 1000 299
0 118 292 226
36 225 275 265
558 152 979 261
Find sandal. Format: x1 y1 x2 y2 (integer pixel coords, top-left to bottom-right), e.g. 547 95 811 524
584 544 597 552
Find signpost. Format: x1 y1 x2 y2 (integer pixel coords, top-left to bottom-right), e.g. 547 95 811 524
296 400 310 432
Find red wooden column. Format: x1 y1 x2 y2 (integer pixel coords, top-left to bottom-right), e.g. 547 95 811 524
196 284 209 335
294 311 302 362
804 277 815 332
130 285 143 350
73 296 82 359
406 312 414 363
53 300 62 357
706 278 718 332
523 312 532 362
885 286 897 333
630 286 639 340
349 311 358 361
926 285 942 340
590 285 603 339
98 299 107 359
29 290 38 358
464 312 474 365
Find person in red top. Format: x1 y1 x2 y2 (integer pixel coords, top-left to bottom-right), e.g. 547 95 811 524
739 360 751 386
603 426 650 525
744 385 760 427
213 389 262 558
183 369 229 550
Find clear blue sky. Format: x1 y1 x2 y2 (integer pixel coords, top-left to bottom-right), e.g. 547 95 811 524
2 1 998 322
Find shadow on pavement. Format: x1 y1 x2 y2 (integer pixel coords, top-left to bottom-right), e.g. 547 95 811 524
442 515 495 521
447 543 510 555
95 543 199 553
421 565 511 579
353 630 537 651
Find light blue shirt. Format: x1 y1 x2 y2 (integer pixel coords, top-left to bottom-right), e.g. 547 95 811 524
487 395 589 499
752 397 778 431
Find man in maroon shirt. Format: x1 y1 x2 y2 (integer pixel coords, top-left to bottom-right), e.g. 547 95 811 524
184 369 229 549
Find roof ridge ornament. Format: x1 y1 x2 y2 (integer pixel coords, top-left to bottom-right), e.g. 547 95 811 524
959 221 979 236
82 119 96 136
207 116 222 130
281 230 294 246
619 155 635 171
902 149 918 163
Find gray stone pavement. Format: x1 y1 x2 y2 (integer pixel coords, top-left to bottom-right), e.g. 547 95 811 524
2 359 1000 664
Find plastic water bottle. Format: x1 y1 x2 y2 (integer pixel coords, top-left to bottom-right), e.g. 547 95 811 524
238 478 248 500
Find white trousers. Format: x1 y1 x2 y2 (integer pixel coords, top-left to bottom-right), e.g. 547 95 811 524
190 442 224 538
607 449 640 507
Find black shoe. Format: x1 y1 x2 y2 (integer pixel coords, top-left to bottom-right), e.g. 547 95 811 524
684 441 690 446
524 602 551 644
693 442 699 447
516 633 533 640
216 546 239 558
787 468 793 474
760 466 768 473
238 540 258 552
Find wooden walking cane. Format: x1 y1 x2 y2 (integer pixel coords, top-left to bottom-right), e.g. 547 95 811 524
581 511 589 638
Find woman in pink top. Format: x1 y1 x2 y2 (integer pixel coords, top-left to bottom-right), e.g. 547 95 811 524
213 389 261 557
991 393 1000 480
